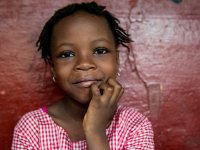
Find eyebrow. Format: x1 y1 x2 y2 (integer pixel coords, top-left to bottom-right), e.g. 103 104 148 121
53 43 74 53
91 38 114 44
54 37 114 51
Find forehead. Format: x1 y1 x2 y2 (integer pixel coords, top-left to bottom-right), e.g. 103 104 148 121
51 11 115 42
57 11 107 25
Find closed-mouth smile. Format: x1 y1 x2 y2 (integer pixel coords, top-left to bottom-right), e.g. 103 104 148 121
73 79 101 88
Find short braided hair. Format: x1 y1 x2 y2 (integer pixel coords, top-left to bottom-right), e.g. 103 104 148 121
36 1 132 64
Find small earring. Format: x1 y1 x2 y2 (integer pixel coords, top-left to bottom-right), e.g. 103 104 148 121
52 76 56 82
117 68 121 76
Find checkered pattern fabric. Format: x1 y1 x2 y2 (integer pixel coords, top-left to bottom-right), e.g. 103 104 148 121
12 105 154 150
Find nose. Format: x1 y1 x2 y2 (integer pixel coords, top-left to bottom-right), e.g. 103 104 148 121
74 55 96 71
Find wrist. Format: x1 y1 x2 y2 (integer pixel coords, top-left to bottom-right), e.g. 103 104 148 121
83 122 107 133
85 130 110 150
84 126 106 136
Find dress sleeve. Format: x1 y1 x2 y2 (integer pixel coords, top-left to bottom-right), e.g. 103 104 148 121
124 117 155 150
11 112 39 150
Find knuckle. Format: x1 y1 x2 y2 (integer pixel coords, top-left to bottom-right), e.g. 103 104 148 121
107 87 113 91
115 84 122 90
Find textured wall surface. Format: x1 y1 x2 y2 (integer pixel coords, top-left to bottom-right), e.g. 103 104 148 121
0 0 200 149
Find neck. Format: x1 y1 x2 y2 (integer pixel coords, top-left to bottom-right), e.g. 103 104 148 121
61 96 88 120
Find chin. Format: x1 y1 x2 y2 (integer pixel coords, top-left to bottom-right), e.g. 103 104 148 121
65 89 93 105
77 93 93 105
61 83 91 95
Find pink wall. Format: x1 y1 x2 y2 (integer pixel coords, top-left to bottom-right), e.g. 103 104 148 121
0 0 200 149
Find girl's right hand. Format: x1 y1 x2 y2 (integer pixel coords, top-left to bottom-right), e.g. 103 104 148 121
83 78 124 134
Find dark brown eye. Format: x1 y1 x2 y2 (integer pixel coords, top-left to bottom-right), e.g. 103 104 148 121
94 47 108 55
58 51 75 58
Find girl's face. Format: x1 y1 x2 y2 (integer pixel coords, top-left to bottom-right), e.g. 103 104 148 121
51 11 119 104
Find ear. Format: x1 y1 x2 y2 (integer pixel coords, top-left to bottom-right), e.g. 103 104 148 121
49 60 56 77
116 49 120 68
115 49 120 77
51 66 56 76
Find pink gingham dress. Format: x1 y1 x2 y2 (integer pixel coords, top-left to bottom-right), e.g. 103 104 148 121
12 105 154 149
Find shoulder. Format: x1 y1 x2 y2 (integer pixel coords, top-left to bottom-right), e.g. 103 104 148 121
14 108 47 132
114 105 154 149
12 108 47 149
116 105 149 123
115 105 152 130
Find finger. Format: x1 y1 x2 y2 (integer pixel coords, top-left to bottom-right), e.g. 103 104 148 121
99 83 113 103
91 83 101 100
118 88 124 100
107 78 123 104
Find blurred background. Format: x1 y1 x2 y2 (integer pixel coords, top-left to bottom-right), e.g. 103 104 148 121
0 0 200 149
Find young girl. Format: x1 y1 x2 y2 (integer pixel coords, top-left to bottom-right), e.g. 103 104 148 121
12 1 154 150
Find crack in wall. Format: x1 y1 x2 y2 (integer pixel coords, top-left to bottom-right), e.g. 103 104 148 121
126 0 149 106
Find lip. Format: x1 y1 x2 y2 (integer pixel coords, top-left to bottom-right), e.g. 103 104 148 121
73 76 101 88
74 80 99 88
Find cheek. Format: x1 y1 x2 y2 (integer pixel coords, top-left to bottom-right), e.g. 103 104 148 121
101 60 118 77
55 68 71 90
54 65 71 80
